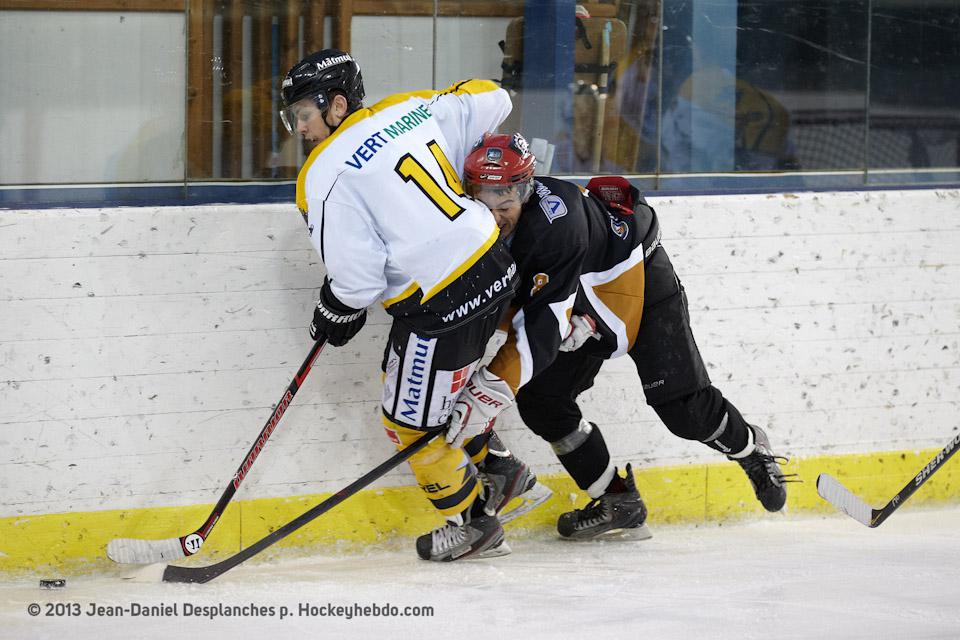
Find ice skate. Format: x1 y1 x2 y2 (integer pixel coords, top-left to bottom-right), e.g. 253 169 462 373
479 442 553 524
415 510 508 562
557 464 651 540
729 424 794 512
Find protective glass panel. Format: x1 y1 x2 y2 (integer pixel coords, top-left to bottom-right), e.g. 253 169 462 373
1 0 958 192
867 0 960 182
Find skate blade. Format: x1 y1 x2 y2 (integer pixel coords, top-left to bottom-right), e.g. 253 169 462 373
561 523 653 542
621 523 653 540
497 482 554 525
476 540 512 559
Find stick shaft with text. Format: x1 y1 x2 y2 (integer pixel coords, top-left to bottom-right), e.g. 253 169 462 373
162 430 440 583
817 432 960 527
107 339 326 564
590 20 612 173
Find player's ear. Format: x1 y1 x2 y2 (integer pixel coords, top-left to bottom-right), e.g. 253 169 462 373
330 93 350 120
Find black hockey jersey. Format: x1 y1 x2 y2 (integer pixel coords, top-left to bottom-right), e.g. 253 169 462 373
487 176 661 392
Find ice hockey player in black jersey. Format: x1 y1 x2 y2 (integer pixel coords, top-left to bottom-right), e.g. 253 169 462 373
451 132 794 539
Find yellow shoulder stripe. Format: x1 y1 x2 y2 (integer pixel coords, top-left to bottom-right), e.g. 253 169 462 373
295 80 501 212
437 79 502 96
295 89 440 212
382 281 421 308
420 226 500 304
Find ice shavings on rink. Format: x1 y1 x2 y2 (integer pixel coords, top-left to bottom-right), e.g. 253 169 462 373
2 507 959 639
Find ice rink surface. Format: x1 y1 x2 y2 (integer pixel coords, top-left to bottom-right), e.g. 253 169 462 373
2 507 958 639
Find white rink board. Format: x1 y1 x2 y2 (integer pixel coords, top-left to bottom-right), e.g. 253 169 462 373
1 189 959 517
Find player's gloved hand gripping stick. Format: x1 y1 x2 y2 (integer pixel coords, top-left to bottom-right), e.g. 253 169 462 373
446 366 515 449
310 278 367 346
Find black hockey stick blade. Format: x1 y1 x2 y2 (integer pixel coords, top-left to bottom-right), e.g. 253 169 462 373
161 430 439 583
817 432 960 528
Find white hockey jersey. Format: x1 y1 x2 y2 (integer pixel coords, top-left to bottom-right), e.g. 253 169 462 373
297 80 513 317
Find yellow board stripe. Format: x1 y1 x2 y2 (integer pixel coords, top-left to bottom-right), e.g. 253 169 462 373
3 446 957 574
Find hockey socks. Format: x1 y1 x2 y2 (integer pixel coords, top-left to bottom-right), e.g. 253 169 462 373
551 419 613 496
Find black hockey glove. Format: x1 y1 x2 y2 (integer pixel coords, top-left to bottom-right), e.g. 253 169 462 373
310 279 367 346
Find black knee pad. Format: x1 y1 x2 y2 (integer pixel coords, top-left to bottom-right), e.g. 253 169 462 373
516 389 582 443
518 385 615 493
652 386 749 454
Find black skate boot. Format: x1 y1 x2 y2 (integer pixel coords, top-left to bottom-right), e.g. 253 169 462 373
415 507 508 562
557 464 650 540
479 443 553 524
728 424 792 512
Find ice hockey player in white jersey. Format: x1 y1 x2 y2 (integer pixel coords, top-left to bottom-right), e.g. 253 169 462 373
279 50 548 561
453 133 795 539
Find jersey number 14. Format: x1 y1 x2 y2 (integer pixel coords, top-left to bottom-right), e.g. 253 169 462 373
395 140 467 220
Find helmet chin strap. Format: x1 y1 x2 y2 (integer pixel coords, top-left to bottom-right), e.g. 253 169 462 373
322 108 341 134
317 89 359 136
322 103 359 136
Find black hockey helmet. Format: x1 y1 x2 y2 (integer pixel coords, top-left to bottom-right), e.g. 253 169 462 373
279 49 364 134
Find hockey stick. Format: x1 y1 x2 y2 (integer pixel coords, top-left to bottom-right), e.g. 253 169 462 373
107 339 327 564
817 432 960 527
590 20 612 173
157 430 440 583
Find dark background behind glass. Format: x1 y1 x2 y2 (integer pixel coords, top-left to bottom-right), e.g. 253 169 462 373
1 0 957 204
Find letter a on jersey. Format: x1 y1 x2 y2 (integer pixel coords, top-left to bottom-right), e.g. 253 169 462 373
540 195 568 223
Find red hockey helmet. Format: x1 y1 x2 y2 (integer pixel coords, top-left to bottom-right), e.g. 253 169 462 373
463 133 536 199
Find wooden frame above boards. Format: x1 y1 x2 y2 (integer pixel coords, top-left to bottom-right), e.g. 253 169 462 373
1 0 621 179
